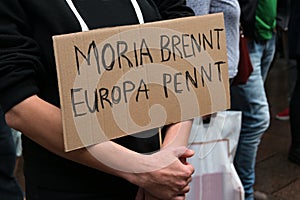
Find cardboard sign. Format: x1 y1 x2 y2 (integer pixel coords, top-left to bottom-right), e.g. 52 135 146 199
53 13 230 152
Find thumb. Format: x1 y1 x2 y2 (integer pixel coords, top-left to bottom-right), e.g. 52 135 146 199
181 148 194 158
174 146 194 158
179 148 194 164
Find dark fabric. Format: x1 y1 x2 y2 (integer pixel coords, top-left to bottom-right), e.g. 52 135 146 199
238 0 258 39
276 0 291 30
289 0 300 152
152 0 195 19
73 0 158 29
25 179 138 200
0 108 24 200
288 0 300 58
290 58 300 150
0 1 194 199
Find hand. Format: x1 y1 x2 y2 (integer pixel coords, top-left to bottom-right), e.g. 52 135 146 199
134 146 194 200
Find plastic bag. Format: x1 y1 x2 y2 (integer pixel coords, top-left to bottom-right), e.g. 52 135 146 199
186 111 244 200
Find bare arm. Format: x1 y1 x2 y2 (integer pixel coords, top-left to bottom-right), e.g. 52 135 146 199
162 120 193 148
5 95 125 174
6 95 194 199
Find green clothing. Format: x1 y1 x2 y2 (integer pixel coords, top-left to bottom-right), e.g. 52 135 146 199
255 0 277 40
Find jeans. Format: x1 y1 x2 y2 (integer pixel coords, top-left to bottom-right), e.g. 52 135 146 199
0 109 24 200
230 34 276 200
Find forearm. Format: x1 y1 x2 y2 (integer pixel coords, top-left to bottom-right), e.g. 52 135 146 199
161 120 193 148
5 95 144 181
5 95 194 199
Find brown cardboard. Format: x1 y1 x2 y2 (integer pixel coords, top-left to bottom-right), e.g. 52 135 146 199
53 13 230 152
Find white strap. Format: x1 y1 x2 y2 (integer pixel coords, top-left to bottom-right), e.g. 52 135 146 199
65 0 144 32
130 0 144 24
65 0 89 31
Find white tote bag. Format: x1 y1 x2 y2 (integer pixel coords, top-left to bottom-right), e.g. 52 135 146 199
186 111 244 200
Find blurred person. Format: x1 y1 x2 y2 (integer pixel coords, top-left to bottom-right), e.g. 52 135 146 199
186 0 241 81
231 0 277 199
0 1 196 199
0 107 24 200
287 0 300 166
11 128 23 177
275 0 294 121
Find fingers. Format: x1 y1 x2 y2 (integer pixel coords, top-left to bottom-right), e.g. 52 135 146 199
180 184 191 194
171 193 187 200
172 196 186 200
187 176 192 184
171 184 190 200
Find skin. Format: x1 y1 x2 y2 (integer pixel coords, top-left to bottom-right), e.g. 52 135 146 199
5 95 194 200
136 118 194 200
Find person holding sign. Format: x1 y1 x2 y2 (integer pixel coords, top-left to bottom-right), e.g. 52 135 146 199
186 0 241 80
0 0 195 199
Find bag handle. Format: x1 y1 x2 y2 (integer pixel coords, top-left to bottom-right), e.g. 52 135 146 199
65 0 144 31
189 112 226 144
